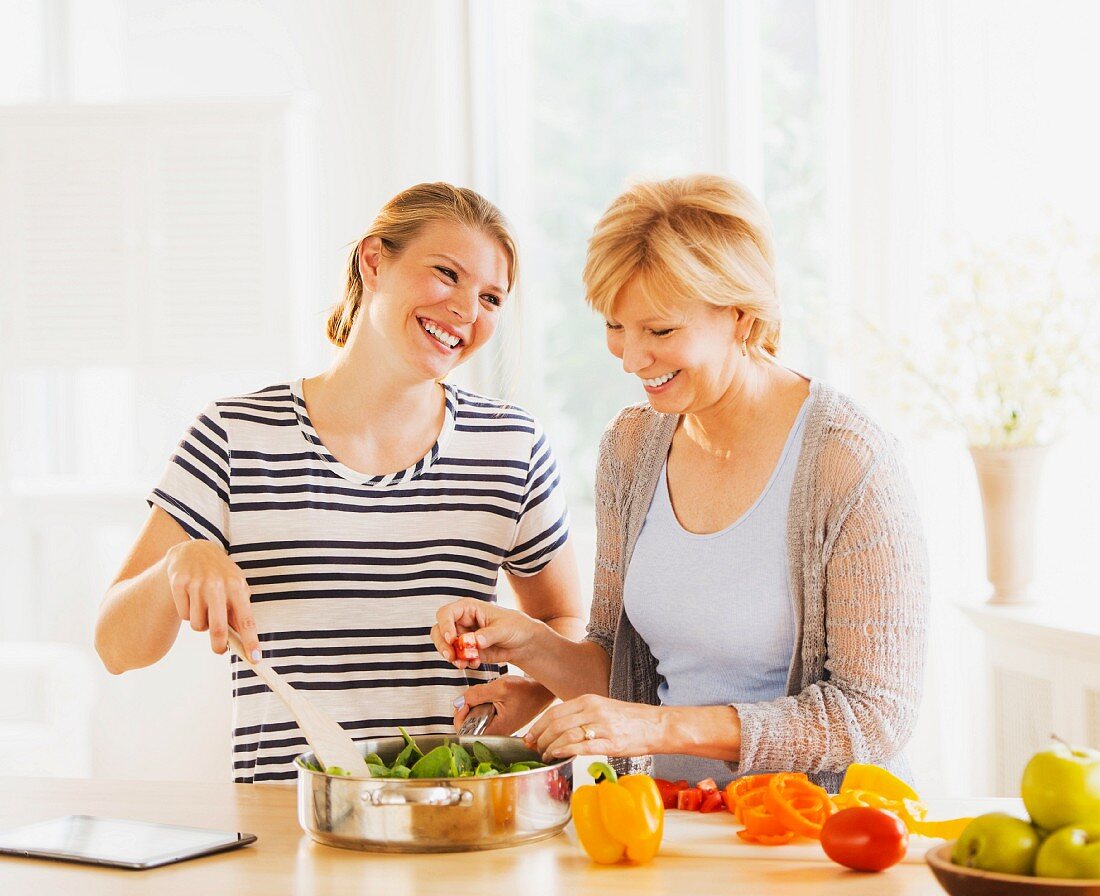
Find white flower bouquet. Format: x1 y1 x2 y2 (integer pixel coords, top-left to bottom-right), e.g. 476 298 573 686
884 222 1100 447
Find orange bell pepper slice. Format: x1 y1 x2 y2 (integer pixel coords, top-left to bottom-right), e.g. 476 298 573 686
737 829 796 845
763 775 834 840
726 773 776 809
734 783 802 839
733 786 767 823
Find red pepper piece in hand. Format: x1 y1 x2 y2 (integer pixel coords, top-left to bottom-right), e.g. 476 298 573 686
454 632 480 662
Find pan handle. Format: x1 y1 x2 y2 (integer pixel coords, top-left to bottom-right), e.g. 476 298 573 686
364 785 474 808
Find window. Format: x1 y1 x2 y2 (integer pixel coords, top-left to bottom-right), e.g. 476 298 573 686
475 0 827 508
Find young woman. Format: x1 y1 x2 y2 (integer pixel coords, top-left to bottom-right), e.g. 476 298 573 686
95 183 584 783
434 174 929 791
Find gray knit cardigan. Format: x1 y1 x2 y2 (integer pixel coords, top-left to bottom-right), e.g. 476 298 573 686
584 379 930 792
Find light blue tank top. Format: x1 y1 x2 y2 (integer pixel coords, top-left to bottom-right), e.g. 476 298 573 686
623 398 809 785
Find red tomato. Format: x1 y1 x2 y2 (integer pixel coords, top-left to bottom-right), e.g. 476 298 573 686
654 778 690 809
677 788 703 811
820 808 909 872
699 790 725 813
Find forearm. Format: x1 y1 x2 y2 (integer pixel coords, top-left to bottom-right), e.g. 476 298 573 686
540 611 586 642
514 614 585 707
515 623 612 701
95 556 181 674
655 705 742 763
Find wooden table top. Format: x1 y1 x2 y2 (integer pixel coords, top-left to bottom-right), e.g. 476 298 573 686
0 777 988 895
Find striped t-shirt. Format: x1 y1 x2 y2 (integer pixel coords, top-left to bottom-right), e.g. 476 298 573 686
149 379 569 783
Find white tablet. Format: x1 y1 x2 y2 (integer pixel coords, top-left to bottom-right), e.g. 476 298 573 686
0 815 257 870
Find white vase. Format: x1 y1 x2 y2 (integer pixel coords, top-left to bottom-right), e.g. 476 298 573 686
968 444 1048 605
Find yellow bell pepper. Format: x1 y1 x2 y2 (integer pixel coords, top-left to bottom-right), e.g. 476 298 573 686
839 764 921 802
571 762 664 864
836 764 973 840
903 814 973 839
830 789 894 811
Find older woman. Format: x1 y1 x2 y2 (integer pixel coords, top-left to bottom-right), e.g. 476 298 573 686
434 174 929 791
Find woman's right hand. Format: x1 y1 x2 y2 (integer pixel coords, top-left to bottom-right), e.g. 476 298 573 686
163 540 262 660
453 675 555 737
431 598 541 669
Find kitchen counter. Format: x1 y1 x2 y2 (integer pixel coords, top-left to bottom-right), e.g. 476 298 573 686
0 778 1014 895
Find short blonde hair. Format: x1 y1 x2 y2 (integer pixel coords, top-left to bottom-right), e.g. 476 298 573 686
583 174 781 358
327 183 519 347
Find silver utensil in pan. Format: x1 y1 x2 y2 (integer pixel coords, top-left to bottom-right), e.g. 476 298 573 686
459 666 497 737
459 702 497 736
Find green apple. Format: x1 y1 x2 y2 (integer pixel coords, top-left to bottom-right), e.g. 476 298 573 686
1034 824 1100 879
1021 742 1100 831
951 813 1041 875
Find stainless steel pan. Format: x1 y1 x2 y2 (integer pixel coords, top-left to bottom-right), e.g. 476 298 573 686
297 735 572 852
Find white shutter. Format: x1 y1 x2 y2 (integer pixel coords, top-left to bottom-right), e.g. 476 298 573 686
0 112 139 364
144 108 288 366
0 103 292 370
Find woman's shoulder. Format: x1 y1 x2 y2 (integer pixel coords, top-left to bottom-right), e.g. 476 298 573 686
813 381 899 445
807 380 906 483
447 385 541 431
202 382 299 426
594 404 677 495
599 401 669 456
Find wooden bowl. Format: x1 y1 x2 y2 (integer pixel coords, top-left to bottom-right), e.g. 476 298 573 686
926 843 1100 896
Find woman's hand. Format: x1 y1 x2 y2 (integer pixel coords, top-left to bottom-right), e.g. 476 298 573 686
164 540 261 659
431 597 542 669
453 675 555 736
523 694 661 760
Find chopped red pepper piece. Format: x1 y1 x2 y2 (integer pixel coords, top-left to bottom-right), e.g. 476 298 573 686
676 788 703 811
699 790 725 813
654 779 690 810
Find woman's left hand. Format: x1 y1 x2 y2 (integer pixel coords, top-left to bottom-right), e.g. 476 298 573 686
523 694 659 760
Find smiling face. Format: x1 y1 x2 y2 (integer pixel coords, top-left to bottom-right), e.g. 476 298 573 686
358 220 510 383
605 274 750 415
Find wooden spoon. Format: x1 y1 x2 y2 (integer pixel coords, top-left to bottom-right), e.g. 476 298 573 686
226 628 369 776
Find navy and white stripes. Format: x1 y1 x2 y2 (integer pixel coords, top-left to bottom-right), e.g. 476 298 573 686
148 380 568 783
